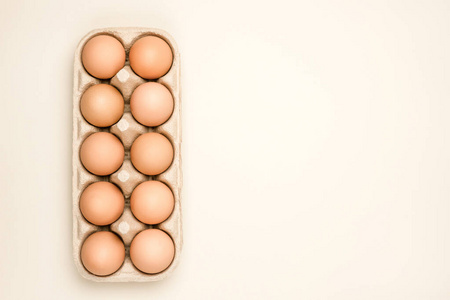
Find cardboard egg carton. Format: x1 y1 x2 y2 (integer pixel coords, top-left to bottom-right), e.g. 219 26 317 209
72 27 182 282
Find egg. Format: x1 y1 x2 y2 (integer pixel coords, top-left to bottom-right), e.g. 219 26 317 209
130 82 174 127
80 182 124 225
80 84 124 127
80 132 124 176
81 231 125 276
130 132 173 175
130 229 174 274
131 181 174 225
129 36 173 79
82 35 126 79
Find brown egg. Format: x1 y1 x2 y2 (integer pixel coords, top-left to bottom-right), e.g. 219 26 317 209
130 133 173 175
80 84 124 127
80 132 124 176
129 36 173 79
130 82 174 127
80 182 124 225
130 229 174 274
81 231 125 276
82 35 125 79
131 181 174 225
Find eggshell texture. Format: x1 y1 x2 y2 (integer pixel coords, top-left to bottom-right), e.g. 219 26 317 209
80 182 124 226
130 133 173 175
82 35 126 79
131 181 174 225
81 231 125 276
130 229 174 274
80 84 124 127
130 82 174 127
129 36 173 79
80 132 124 176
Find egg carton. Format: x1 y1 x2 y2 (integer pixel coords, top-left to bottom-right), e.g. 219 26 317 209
72 27 182 282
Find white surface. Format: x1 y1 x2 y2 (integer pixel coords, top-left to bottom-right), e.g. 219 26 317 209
1 0 449 299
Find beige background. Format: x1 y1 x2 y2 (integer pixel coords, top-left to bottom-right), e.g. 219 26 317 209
1 0 449 299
